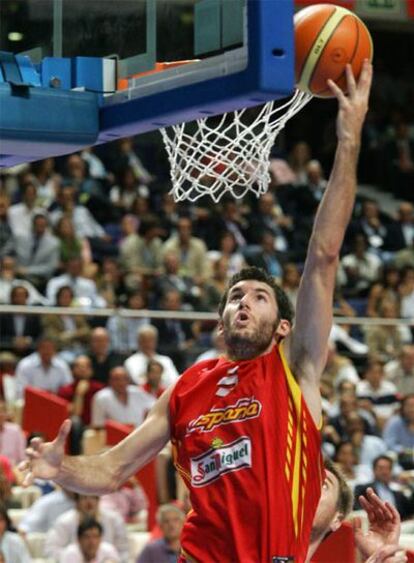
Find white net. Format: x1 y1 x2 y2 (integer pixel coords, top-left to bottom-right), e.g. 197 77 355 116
161 89 312 202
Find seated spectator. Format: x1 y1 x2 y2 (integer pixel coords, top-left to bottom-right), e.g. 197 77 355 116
195 328 226 362
8 180 43 238
384 120 414 201
0 503 31 562
328 391 378 439
363 299 406 364
0 192 13 258
60 517 120 563
383 394 414 457
15 337 72 399
385 344 414 396
162 216 211 285
14 212 59 289
100 478 148 524
322 341 360 391
345 411 388 468
246 231 284 280
54 216 92 268
247 192 292 252
0 284 42 356
137 503 185 563
42 285 91 363
348 199 389 256
399 266 414 320
340 233 382 297
120 214 163 289
332 441 372 490
281 263 301 309
125 325 179 386
202 257 230 312
356 359 399 425
384 202 414 253
354 455 414 520
58 356 104 455
19 488 76 534
30 157 60 209
366 264 400 318
206 230 246 279
45 493 128 562
0 255 48 305
0 399 26 466
153 290 197 372
142 360 166 399
88 327 125 386
50 184 115 260
287 140 312 185
152 251 202 310
110 165 147 213
46 256 106 308
107 291 150 354
96 257 128 308
91 366 155 428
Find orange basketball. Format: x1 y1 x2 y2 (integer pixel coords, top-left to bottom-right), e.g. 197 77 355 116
294 4 373 98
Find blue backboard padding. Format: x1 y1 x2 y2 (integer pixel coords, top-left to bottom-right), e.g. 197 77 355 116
99 0 294 141
72 57 103 92
15 55 41 87
41 58 72 90
0 84 99 160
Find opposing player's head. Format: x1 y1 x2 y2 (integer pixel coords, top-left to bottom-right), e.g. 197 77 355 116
311 459 353 543
218 267 294 360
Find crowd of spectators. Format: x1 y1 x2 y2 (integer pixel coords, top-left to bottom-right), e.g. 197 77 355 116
0 57 413 561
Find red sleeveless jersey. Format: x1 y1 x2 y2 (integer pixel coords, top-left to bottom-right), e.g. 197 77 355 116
169 344 324 563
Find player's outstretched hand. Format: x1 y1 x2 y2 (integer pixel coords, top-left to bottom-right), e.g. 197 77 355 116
18 419 72 486
327 59 373 144
354 488 403 561
364 545 407 563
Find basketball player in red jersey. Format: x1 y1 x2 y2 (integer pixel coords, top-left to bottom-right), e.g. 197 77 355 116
20 61 373 562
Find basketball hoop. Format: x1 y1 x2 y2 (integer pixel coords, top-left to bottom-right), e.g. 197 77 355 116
161 89 312 202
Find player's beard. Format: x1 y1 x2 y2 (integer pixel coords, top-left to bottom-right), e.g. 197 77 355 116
223 316 278 360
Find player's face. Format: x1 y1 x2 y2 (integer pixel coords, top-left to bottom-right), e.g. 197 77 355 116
311 470 342 540
220 280 289 360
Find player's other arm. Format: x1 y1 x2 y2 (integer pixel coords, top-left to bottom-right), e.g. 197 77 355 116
286 61 373 425
19 386 173 495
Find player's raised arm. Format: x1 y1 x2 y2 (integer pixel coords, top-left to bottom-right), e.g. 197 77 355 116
19 386 173 494
287 60 373 424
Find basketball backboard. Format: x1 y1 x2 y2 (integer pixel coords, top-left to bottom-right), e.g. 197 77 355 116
0 0 295 167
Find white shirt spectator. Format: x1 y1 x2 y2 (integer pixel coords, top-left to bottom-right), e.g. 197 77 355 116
8 202 43 238
19 489 75 534
50 206 105 239
46 274 105 308
59 541 120 563
0 421 26 465
0 530 31 562
125 352 179 387
15 352 72 399
0 277 48 305
356 379 399 420
91 386 155 428
45 507 128 562
107 316 150 354
340 251 382 292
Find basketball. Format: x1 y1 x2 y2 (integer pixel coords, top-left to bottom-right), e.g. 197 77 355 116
294 4 373 98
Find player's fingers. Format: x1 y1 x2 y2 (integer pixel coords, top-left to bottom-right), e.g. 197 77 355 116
345 64 356 97
327 79 347 105
357 59 373 94
21 470 35 488
25 448 41 460
29 437 44 450
55 419 72 445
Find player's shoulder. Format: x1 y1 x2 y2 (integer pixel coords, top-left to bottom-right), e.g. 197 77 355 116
175 357 222 388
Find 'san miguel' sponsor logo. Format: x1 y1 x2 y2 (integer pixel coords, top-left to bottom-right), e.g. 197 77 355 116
190 436 252 487
187 397 262 434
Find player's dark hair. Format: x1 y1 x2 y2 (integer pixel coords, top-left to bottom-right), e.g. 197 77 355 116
324 458 354 518
77 517 103 539
218 266 294 324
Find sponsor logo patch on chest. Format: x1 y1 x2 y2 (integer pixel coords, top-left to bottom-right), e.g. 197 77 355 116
190 436 252 487
187 397 262 434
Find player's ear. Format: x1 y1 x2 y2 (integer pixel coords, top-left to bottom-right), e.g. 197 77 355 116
276 319 291 338
329 512 344 533
216 319 224 335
